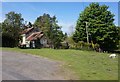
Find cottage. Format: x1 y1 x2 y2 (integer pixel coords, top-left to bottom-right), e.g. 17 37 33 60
19 27 48 48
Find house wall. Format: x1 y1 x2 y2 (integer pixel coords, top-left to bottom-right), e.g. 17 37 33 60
26 41 30 47
22 34 26 44
40 36 47 47
20 27 47 48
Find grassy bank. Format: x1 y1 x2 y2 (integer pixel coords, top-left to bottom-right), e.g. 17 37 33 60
2 47 118 80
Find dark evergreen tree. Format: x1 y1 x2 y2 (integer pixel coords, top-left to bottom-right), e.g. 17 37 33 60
73 3 119 51
28 22 32 28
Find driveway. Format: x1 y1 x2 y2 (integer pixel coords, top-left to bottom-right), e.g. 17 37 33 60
2 51 69 80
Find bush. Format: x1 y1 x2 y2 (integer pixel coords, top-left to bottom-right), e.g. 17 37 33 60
60 41 69 49
80 42 93 51
94 43 101 52
68 41 93 51
0 33 2 47
77 41 84 48
69 42 76 49
67 36 94 51
2 33 16 47
94 43 100 49
118 40 120 49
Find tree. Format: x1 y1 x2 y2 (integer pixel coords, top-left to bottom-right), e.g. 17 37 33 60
34 13 52 44
64 32 68 40
118 27 120 49
0 23 2 47
66 35 76 48
73 3 119 51
28 22 32 28
118 27 120 40
34 13 65 48
2 11 24 47
0 23 1 33
52 25 64 49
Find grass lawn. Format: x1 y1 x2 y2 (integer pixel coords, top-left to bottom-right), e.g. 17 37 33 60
2 47 118 80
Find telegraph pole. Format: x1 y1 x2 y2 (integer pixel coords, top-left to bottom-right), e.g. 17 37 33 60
86 22 89 44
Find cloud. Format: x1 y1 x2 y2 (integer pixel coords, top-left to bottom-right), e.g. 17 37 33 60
0 17 5 23
58 22 76 35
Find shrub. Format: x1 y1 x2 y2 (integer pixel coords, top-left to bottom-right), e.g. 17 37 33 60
94 43 100 52
81 42 92 50
61 41 69 49
77 41 84 49
2 33 17 47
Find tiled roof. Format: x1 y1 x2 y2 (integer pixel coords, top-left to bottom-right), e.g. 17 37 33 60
26 32 44 41
21 27 34 34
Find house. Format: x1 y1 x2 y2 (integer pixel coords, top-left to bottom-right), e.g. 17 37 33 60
19 27 48 48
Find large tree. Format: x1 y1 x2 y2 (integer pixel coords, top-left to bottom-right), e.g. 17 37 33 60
0 23 2 46
118 27 120 49
73 3 119 51
34 13 65 48
0 23 1 34
2 11 24 47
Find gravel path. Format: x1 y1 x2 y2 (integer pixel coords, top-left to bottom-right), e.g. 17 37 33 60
2 51 68 80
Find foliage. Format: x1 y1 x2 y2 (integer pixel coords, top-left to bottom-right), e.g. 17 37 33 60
66 36 93 50
66 36 76 49
94 43 100 49
118 27 120 41
28 22 33 28
60 41 69 49
34 13 66 49
0 23 1 37
118 27 120 49
77 42 93 50
0 23 1 47
2 11 24 47
78 41 84 48
84 42 91 48
73 3 119 51
2 33 16 47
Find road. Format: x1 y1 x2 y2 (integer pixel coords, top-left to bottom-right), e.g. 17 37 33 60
2 51 69 80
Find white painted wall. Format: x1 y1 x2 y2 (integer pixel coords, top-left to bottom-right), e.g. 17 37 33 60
26 41 30 47
32 41 35 48
22 34 26 44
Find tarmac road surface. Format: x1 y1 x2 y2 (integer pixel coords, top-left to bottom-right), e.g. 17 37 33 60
2 51 68 80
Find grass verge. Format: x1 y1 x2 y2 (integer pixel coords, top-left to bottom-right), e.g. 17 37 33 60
2 47 118 80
